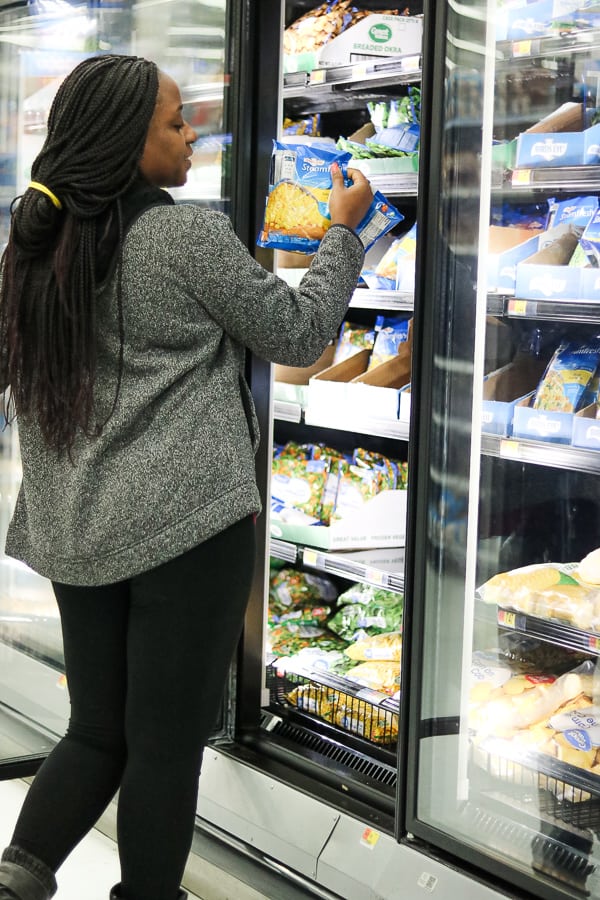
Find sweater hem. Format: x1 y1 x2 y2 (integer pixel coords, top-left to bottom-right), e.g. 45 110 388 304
7 483 261 586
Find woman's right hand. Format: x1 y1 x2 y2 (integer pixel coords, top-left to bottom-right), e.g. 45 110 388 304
328 163 374 232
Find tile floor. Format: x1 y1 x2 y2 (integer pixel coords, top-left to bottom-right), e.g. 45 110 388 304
0 778 276 900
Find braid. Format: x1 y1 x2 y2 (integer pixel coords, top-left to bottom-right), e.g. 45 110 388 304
0 55 159 454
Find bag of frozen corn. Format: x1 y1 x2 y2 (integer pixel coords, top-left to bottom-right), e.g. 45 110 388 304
257 140 403 254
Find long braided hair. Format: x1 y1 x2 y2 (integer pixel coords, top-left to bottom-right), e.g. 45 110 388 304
0 54 159 454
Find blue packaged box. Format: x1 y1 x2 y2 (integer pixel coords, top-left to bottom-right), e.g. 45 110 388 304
506 0 586 39
512 399 574 443
584 122 600 163
482 360 547 436
516 131 584 167
515 263 582 299
580 267 600 297
572 405 600 450
581 207 600 265
488 226 541 293
514 223 583 299
548 195 598 229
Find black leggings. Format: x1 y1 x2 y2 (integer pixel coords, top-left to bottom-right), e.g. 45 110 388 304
11 516 256 900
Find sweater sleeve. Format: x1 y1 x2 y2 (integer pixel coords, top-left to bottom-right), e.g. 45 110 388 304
174 208 364 367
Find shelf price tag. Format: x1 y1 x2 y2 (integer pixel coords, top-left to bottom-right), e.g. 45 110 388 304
498 608 517 628
364 566 386 586
353 64 368 79
499 439 521 459
588 634 600 652
507 299 528 316
512 168 531 186
512 40 532 57
309 69 326 84
302 548 319 568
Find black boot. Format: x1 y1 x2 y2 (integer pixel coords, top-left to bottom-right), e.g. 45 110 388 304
109 885 188 900
0 847 56 900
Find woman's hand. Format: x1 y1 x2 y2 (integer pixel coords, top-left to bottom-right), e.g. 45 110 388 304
328 163 373 232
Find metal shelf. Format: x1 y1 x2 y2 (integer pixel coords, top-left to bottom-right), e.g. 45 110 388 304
304 411 410 441
351 288 415 311
487 293 600 324
283 56 421 98
269 540 405 593
481 432 600 474
497 28 600 62
510 166 600 192
496 606 600 655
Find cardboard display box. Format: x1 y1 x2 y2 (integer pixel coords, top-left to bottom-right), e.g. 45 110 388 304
482 357 547 437
572 404 600 450
315 15 422 68
351 154 419 177
487 226 542 293
270 487 408 550
514 224 583 300
306 328 412 421
512 396 574 444
273 345 334 407
515 121 600 169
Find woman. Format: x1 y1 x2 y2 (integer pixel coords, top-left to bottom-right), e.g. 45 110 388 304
0 54 373 900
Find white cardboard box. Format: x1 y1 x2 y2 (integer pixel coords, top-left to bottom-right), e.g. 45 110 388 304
316 15 422 68
270 488 407 550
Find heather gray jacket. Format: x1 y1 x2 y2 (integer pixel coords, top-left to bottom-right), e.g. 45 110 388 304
5 205 364 585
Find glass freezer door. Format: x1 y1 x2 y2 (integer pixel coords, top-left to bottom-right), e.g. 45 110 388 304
0 0 232 773
406 1 600 899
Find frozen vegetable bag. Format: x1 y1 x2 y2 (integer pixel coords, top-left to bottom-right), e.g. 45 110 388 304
257 139 403 254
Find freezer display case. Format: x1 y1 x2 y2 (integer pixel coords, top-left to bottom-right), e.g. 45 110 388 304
0 0 248 772
233 0 424 820
405 2 600 899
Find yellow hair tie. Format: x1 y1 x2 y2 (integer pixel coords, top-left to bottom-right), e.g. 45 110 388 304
28 181 62 210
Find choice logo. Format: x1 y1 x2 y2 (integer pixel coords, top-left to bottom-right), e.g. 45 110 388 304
369 23 392 43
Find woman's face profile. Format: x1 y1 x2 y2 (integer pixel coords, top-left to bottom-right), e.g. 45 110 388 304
139 72 197 188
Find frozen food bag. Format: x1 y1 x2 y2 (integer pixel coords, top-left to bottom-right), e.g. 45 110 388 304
469 658 596 737
367 315 410 370
269 566 338 609
271 455 330 522
334 701 398 744
344 659 401 694
344 631 402 661
476 561 600 632
257 139 403 254
333 321 376 364
532 339 600 413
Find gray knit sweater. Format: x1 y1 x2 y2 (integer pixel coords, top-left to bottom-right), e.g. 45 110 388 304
5 205 364 585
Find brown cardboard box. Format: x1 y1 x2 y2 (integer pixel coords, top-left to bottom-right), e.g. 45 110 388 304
273 345 335 406
524 102 583 134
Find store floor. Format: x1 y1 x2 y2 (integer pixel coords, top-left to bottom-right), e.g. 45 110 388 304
0 778 319 900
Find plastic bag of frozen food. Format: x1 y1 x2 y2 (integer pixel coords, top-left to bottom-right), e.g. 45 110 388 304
337 582 402 607
476 562 600 632
334 701 398 744
367 315 410 370
267 623 345 657
269 566 338 610
532 339 600 413
344 660 401 694
271 455 330 523
469 657 596 738
333 321 376 364
344 631 402 661
328 598 403 642
257 140 403 254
